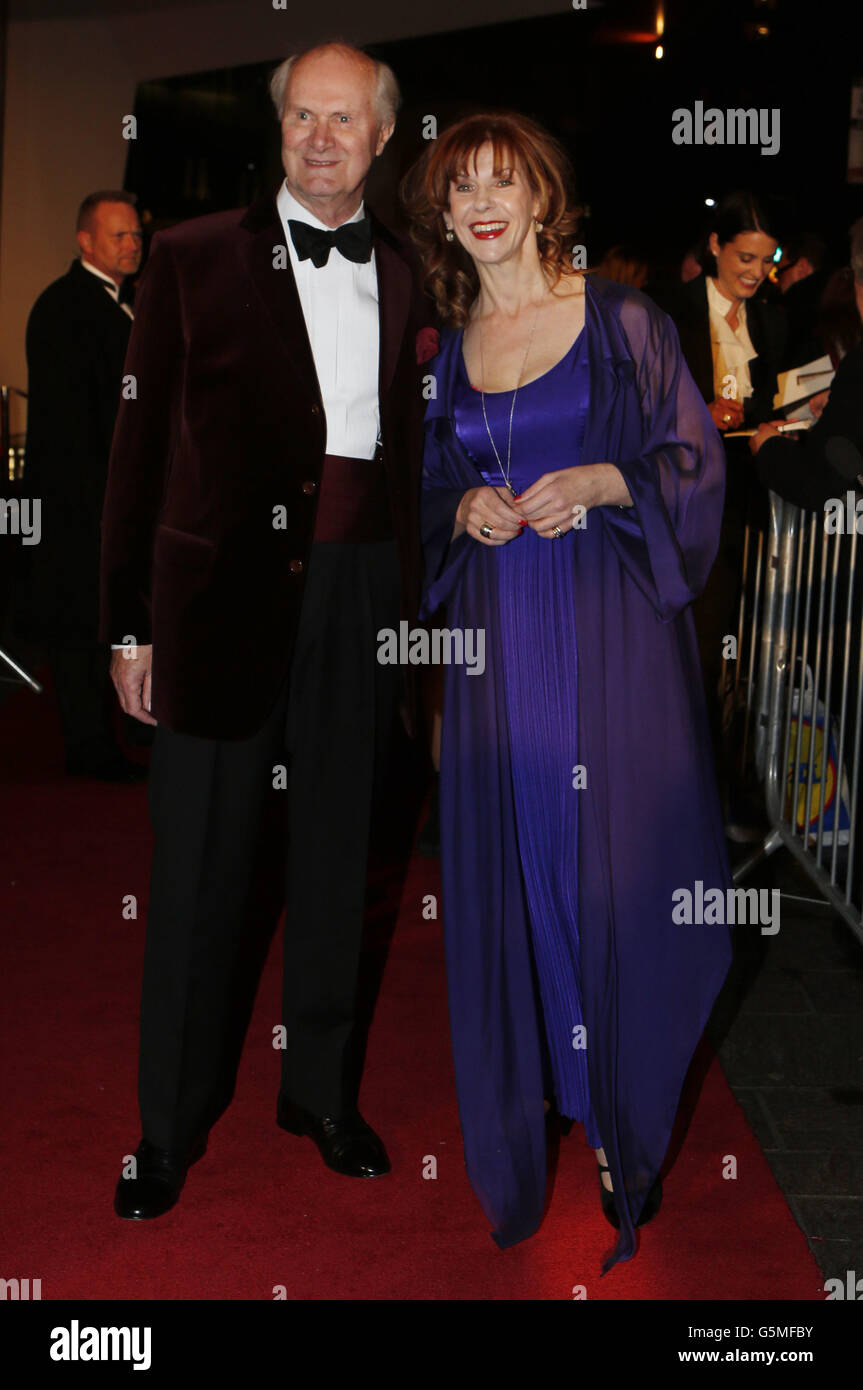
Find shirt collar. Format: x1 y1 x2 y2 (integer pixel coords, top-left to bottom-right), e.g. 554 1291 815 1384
277 180 366 233
80 257 120 298
706 273 748 328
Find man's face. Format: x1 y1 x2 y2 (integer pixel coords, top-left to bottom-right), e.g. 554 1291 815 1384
280 50 393 225
777 254 814 293
77 202 142 285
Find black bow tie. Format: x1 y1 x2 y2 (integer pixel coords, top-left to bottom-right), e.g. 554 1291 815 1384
288 217 372 268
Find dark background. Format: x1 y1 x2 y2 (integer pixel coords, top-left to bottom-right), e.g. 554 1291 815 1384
123 0 863 278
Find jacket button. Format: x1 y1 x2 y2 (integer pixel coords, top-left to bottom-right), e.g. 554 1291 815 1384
301 480 316 495
310 404 320 416
289 559 303 574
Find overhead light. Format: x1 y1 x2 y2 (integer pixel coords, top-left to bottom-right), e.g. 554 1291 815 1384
705 197 716 207
655 44 664 59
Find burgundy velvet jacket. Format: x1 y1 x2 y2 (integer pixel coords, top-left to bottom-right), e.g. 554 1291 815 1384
99 192 429 739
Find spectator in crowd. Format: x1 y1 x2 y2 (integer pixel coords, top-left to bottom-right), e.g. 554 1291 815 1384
21 191 145 781
645 192 786 438
680 243 703 282
776 231 832 370
594 244 649 289
644 193 786 813
751 218 863 509
816 257 863 365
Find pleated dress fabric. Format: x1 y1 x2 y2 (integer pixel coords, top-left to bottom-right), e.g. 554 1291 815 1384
419 275 734 1273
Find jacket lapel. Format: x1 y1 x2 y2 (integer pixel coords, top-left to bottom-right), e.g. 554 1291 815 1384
684 275 716 403
373 221 411 398
239 194 321 400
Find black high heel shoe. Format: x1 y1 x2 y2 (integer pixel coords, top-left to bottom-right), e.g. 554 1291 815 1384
597 1163 663 1230
597 1163 618 1227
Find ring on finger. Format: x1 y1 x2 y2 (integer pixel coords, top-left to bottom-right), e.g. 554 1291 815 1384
479 523 494 539
551 525 564 539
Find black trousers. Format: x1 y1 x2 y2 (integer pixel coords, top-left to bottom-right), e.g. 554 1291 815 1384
138 540 401 1155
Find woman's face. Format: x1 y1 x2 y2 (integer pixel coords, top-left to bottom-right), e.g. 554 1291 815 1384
444 142 540 267
709 230 778 302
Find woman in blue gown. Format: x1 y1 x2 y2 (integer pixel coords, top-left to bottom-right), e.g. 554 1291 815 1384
403 112 734 1274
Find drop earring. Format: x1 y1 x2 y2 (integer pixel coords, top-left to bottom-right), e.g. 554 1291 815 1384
535 220 544 233
445 229 455 242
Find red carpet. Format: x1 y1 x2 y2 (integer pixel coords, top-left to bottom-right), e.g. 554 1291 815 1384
1 672 825 1300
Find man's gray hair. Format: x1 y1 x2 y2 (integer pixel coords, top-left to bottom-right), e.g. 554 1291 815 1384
269 42 400 129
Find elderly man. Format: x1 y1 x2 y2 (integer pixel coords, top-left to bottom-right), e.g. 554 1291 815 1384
101 42 429 1219
24 191 143 780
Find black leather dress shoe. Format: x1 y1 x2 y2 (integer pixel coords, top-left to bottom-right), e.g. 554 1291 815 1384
114 1135 206 1220
277 1096 390 1178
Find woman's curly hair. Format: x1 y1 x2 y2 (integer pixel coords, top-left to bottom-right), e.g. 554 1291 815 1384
401 111 582 328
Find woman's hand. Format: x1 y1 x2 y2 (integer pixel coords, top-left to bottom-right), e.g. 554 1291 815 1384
453 485 526 545
515 464 632 538
707 398 745 431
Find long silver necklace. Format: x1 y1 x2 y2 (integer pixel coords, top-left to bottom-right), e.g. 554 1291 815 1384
478 294 545 495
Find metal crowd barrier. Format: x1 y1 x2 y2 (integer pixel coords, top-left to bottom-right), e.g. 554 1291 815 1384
731 488 863 950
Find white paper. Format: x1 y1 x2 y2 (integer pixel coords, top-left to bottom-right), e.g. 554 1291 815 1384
773 355 835 410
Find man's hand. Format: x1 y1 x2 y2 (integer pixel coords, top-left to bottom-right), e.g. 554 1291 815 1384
515 464 632 538
110 644 157 726
808 389 831 421
453 485 526 545
748 421 788 456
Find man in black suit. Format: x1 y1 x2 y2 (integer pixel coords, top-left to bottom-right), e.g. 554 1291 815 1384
101 42 429 1220
23 191 145 781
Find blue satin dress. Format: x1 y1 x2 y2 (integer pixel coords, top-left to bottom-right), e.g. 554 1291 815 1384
452 330 603 1147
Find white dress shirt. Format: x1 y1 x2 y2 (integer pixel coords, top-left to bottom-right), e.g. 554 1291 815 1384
80 257 134 320
276 181 380 460
706 274 756 402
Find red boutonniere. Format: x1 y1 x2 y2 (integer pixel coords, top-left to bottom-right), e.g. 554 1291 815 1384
416 327 440 365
